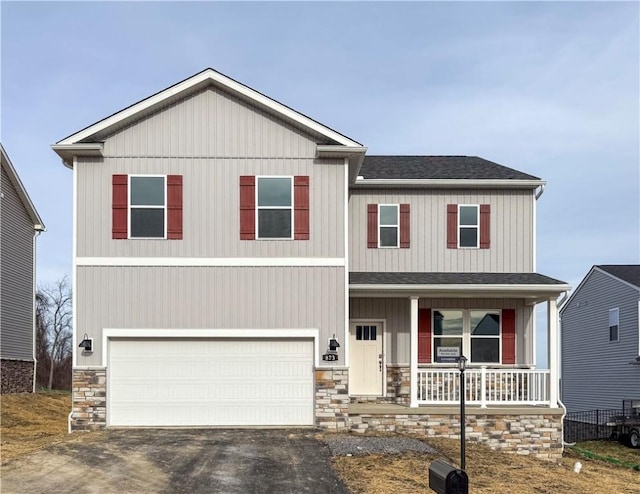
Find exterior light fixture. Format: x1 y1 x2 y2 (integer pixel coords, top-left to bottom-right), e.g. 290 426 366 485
79 333 93 353
329 334 340 352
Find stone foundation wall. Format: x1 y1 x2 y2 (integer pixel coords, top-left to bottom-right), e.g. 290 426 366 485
348 412 563 460
315 368 349 429
71 368 106 431
1 359 34 393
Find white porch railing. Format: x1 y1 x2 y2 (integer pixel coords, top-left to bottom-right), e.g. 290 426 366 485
416 367 551 406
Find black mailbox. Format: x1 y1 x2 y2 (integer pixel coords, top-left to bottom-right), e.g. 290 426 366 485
429 460 469 494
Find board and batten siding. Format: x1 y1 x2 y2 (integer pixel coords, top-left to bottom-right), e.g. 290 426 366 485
350 297 533 365
76 156 344 258
100 86 325 158
349 189 534 273
77 266 345 367
0 166 35 361
561 269 640 412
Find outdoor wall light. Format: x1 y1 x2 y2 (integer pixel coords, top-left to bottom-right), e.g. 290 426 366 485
328 334 340 352
79 333 93 354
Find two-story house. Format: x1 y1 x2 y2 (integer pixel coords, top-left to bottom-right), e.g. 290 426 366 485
53 68 569 459
1 144 46 393
560 265 640 413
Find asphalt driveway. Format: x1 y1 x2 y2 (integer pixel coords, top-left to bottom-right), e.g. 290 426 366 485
0 429 349 494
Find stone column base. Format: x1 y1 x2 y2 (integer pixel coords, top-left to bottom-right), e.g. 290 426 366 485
71 368 106 431
315 367 349 430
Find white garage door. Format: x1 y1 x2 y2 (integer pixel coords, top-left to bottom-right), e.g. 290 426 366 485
108 338 314 427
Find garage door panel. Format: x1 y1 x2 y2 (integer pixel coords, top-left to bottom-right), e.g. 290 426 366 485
108 338 314 426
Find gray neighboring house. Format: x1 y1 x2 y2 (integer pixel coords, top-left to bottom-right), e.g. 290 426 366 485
1 144 46 393
560 265 640 412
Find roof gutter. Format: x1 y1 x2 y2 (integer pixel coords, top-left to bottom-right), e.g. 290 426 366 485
352 178 545 189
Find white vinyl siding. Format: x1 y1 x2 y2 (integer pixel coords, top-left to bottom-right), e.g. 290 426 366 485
108 338 314 426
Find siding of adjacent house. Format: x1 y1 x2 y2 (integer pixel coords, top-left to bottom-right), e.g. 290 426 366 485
349 188 534 273
74 85 348 367
561 269 640 412
350 297 533 365
0 166 35 361
77 266 345 367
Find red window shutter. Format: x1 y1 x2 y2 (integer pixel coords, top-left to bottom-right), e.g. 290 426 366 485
447 204 458 249
480 204 490 249
239 176 256 240
502 308 516 364
294 176 310 240
418 308 432 364
112 174 128 239
399 204 410 248
367 204 378 248
167 175 183 240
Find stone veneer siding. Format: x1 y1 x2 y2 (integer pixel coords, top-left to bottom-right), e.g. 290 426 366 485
0 359 34 393
71 368 106 431
348 412 564 461
350 365 410 404
315 367 349 429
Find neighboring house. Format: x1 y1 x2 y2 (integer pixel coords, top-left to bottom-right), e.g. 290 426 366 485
1 144 46 393
560 265 640 412
52 68 569 459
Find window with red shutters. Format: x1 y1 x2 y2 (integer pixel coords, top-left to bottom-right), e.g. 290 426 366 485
112 174 182 240
447 203 491 249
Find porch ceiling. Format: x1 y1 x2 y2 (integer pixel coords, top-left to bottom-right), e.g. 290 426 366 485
349 272 570 302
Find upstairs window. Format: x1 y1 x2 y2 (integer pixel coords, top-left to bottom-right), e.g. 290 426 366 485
257 177 293 239
130 176 166 238
609 308 619 342
459 205 479 248
379 204 399 247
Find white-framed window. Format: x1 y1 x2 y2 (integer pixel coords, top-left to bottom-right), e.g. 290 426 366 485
433 309 502 364
129 175 167 239
458 204 479 248
609 308 619 342
256 176 293 239
379 204 399 248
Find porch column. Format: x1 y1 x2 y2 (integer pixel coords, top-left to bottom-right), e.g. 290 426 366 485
547 296 559 407
410 296 419 408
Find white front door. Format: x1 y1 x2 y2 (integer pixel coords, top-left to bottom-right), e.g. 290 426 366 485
349 322 383 395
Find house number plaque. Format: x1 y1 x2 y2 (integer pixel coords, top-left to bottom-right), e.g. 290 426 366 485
322 353 339 361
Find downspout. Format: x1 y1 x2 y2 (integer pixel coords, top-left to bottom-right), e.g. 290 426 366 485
535 184 545 200
32 229 43 393
556 292 574 447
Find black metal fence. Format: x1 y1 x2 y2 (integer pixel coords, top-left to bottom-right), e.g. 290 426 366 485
564 409 623 443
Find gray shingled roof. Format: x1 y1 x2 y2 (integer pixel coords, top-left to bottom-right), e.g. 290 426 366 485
349 272 566 285
597 265 640 288
359 156 540 181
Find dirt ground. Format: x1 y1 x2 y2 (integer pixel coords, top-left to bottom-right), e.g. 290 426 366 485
1 391 102 462
2 392 639 493
333 436 640 494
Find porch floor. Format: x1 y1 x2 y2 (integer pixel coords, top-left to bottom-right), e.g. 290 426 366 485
348 402 564 416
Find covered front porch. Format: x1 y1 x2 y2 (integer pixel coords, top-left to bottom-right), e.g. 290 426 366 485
348 272 571 410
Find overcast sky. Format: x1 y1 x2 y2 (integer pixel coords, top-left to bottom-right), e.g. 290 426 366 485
2 1 638 367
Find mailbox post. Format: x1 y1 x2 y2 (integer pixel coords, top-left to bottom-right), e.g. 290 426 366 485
428 460 469 494
458 355 467 470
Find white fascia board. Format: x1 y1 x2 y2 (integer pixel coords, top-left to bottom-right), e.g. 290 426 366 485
351 178 545 189
317 145 368 183
56 69 361 148
0 144 46 230
349 283 572 298
102 328 320 367
77 257 345 267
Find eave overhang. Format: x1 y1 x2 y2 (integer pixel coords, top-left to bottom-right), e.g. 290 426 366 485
351 178 545 189
51 144 104 168
316 145 368 183
349 283 571 303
